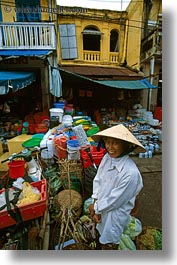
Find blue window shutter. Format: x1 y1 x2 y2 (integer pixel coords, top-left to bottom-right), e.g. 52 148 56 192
0 5 2 22
59 24 78 59
15 0 41 22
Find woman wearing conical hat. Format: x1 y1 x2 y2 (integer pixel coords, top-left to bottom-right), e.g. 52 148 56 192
89 124 145 250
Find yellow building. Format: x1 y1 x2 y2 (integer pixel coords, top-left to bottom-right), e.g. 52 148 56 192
140 0 162 112
0 0 58 114
56 4 154 118
0 0 160 120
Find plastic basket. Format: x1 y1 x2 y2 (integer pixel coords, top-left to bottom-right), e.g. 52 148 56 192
22 138 42 149
0 179 47 229
80 146 105 168
8 160 25 179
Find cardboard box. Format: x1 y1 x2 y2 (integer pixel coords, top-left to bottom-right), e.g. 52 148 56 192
0 141 3 156
7 135 32 155
0 152 9 171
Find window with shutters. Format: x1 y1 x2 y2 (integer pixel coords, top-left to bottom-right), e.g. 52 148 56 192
110 29 119 52
0 5 2 22
59 24 78 60
15 0 41 22
82 26 101 51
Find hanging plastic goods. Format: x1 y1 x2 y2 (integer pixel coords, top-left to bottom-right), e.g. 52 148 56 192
72 125 90 148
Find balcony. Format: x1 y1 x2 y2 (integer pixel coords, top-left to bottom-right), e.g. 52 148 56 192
141 30 162 62
83 50 101 62
0 22 56 50
83 50 119 64
109 52 119 63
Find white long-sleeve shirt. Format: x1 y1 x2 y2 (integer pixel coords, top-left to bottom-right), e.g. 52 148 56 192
91 153 143 244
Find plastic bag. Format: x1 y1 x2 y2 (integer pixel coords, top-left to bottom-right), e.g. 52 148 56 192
118 234 136 250
83 198 94 215
118 216 142 250
123 216 142 239
17 182 41 206
75 215 98 244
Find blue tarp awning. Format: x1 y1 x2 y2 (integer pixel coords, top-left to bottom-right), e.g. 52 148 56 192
95 79 157 89
59 68 158 90
0 71 36 94
0 50 52 57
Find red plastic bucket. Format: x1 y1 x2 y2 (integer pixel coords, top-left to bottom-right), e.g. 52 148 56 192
55 136 67 159
154 107 162 121
8 160 25 179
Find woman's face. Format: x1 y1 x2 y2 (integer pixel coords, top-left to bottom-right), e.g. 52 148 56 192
104 137 129 158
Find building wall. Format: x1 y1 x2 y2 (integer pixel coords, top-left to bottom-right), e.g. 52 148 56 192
140 0 162 111
57 7 127 67
0 0 57 111
126 0 144 71
0 1 160 112
0 0 54 22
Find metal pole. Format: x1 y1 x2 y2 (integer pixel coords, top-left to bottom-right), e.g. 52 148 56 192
148 56 155 110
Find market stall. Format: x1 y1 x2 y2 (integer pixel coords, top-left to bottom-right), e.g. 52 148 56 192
0 99 162 250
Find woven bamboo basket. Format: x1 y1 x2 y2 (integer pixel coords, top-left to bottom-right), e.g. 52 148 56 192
57 189 83 217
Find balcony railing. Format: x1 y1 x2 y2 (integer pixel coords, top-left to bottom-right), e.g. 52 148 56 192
83 50 119 64
83 50 101 62
141 27 162 61
109 52 119 63
0 22 56 50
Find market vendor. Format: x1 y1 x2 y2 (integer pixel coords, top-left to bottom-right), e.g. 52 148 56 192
89 124 146 250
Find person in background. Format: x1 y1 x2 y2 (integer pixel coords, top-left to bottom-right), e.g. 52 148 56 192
89 124 145 250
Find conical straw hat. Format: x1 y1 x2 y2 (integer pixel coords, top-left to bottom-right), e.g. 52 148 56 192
92 124 145 153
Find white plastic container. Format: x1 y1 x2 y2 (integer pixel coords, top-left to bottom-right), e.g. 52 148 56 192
148 119 159 126
40 135 54 159
62 115 73 127
49 108 64 123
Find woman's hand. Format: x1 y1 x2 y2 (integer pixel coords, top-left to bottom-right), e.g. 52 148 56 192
89 204 95 217
92 214 101 223
89 203 101 223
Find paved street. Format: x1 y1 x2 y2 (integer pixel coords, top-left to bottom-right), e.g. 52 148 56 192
132 153 162 229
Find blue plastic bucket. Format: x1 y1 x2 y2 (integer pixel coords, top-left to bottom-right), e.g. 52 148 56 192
67 140 80 160
67 139 80 148
53 102 65 109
